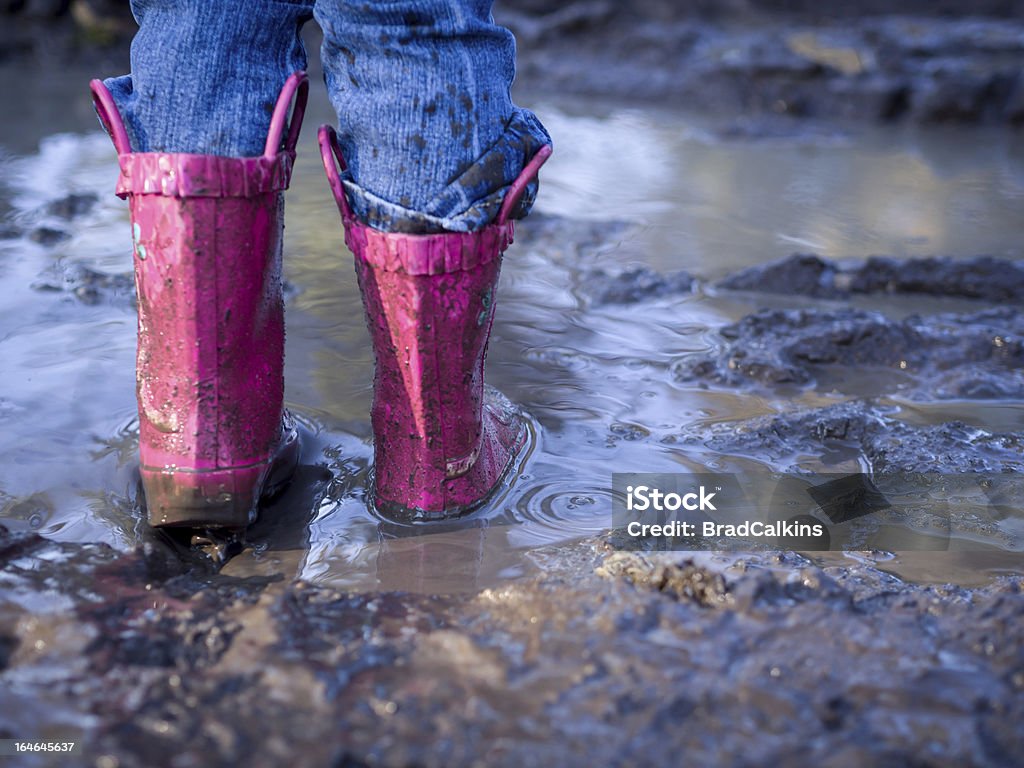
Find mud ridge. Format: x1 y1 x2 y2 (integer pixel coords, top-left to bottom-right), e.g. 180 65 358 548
718 253 1024 303
674 307 1024 400
3 525 1023 766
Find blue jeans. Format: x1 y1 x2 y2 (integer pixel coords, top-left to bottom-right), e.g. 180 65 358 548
103 0 551 233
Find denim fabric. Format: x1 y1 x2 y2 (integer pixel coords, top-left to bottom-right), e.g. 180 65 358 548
103 0 550 233
104 1 313 158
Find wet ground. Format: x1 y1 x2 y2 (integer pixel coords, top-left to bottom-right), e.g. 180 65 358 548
3 525 1024 767
505 4 1024 124
2 14 1024 768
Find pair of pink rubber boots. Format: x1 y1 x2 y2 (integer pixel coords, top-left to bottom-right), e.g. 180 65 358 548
90 72 550 528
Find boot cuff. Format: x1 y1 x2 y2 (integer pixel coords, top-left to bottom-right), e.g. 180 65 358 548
116 152 295 199
345 220 514 276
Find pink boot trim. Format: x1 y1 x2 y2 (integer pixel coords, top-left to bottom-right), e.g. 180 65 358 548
91 72 309 528
320 126 551 519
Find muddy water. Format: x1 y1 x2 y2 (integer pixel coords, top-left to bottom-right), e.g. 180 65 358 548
1 75 1022 591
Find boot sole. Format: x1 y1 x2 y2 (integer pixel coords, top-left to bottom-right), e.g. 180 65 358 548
142 417 301 529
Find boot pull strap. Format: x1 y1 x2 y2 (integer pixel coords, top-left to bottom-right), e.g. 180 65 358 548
496 144 553 226
264 71 309 159
318 124 354 221
90 73 309 159
89 79 132 155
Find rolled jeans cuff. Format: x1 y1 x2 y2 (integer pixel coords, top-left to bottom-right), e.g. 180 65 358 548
340 107 551 234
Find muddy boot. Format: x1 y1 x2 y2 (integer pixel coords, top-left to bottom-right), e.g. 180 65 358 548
89 73 308 528
318 126 551 521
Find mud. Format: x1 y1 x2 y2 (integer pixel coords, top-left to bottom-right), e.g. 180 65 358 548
0 193 98 249
27 263 302 308
513 212 633 263
580 266 694 306
26 225 71 246
44 191 98 220
692 400 1024 474
2 523 1022 767
718 253 1024 303
674 307 1024 400
506 8 1024 124
33 261 135 306
512 215 696 305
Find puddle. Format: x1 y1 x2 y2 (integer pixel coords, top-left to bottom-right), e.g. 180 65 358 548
0 76 1022 591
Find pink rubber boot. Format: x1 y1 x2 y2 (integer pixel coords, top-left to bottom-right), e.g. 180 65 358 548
319 125 551 520
90 73 308 528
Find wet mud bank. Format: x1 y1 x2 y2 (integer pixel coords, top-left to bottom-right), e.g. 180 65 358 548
503 3 1024 124
2 524 1023 767
556 224 1024 400
556 214 1024 558
675 306 1024 399
697 400 1024 475
718 253 1024 303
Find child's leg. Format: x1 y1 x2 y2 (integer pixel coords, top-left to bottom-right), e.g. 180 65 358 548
315 0 551 232
93 1 313 528
315 0 552 519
